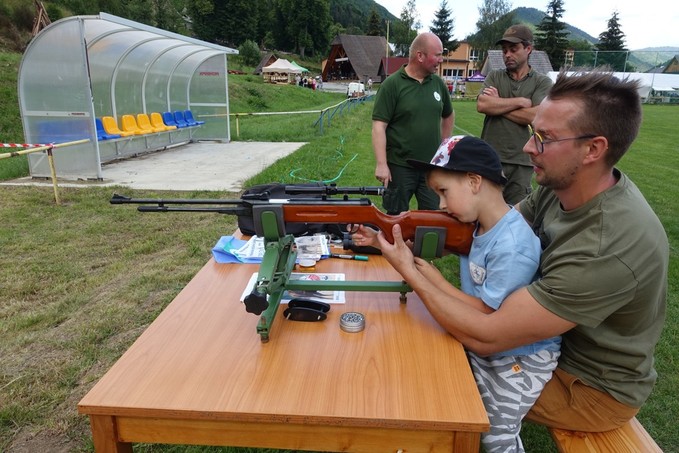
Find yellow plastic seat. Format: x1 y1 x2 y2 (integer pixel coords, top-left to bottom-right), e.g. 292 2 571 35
121 114 147 135
101 116 134 137
150 112 177 131
137 113 164 133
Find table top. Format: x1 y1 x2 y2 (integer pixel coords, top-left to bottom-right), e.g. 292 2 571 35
78 253 488 433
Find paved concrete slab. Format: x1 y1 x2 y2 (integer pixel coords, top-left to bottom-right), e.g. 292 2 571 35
1 141 306 192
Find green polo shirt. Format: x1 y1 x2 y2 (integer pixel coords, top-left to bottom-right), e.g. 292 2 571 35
372 65 453 167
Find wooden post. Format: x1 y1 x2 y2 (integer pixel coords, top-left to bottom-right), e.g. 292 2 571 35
0 139 89 204
46 146 61 205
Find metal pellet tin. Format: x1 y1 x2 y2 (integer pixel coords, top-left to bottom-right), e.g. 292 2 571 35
340 311 365 333
296 259 316 272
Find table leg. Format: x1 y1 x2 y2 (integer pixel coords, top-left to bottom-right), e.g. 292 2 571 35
452 431 481 452
89 415 133 453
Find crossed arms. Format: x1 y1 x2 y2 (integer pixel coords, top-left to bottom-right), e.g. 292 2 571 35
477 86 537 126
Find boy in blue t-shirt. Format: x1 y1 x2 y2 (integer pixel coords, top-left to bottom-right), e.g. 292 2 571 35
353 136 560 452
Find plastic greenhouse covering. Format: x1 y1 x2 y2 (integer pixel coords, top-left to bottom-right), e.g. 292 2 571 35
19 13 238 180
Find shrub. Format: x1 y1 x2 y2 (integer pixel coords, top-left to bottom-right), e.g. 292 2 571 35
238 39 262 67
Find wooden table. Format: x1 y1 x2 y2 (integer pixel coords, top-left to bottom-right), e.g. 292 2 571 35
78 253 489 452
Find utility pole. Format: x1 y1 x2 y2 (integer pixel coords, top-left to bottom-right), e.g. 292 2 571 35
385 20 390 79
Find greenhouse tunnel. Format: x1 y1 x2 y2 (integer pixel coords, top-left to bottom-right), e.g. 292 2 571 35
19 12 238 180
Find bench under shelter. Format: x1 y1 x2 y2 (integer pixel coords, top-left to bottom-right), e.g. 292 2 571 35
19 12 238 180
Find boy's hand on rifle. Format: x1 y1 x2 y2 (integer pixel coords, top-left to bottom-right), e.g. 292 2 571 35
414 257 448 286
349 223 416 251
376 224 418 277
348 224 381 249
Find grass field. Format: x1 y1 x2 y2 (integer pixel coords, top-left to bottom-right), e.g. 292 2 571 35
1 59 677 452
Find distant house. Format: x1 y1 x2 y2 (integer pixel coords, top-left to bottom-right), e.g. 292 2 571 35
439 42 481 83
253 53 278 75
376 42 482 85
376 57 408 81
322 34 388 83
662 55 679 74
481 50 554 75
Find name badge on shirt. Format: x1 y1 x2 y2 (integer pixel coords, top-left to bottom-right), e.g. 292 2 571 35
470 262 486 285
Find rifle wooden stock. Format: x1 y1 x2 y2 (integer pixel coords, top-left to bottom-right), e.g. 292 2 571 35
282 204 474 255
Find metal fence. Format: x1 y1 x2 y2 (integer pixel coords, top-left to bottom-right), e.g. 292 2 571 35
566 50 677 73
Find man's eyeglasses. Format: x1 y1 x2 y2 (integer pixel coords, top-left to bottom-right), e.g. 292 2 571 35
528 124 596 154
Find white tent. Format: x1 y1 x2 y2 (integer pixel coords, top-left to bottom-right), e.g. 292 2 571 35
262 58 301 73
262 58 301 83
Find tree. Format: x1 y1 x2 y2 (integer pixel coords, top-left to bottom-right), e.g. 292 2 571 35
273 0 331 57
53 0 188 32
430 0 458 53
392 0 420 56
469 0 514 68
238 39 262 66
254 0 275 48
597 11 626 51
535 0 569 69
367 7 382 36
152 0 188 33
328 22 346 42
188 0 258 47
596 11 628 71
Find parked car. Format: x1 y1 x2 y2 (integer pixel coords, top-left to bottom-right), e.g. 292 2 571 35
347 82 365 97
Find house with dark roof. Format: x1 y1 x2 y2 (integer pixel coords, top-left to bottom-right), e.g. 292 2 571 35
253 53 278 75
661 55 679 74
481 50 553 75
322 34 388 83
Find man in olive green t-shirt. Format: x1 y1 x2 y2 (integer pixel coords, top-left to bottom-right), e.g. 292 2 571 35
373 69 668 433
477 25 552 205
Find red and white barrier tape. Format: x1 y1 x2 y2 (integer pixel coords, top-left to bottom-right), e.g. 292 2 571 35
1 143 54 148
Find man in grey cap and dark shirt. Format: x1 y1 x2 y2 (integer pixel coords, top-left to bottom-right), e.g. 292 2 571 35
477 24 553 205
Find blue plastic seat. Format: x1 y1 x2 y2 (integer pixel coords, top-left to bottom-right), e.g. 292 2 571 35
162 111 181 128
173 111 190 128
96 117 121 140
183 110 205 125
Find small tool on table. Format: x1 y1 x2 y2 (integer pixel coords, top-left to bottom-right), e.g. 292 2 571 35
331 253 368 261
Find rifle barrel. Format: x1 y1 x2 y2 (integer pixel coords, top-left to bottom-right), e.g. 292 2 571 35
285 185 384 196
111 194 243 205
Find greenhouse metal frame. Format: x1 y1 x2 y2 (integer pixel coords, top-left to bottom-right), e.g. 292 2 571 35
19 13 237 180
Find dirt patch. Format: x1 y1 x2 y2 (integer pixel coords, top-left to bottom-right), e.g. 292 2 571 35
7 428 77 453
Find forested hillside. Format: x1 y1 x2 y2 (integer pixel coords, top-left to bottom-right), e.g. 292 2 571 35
513 7 597 44
0 0 396 54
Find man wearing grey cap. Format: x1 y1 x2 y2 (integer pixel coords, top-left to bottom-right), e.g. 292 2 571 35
477 24 553 205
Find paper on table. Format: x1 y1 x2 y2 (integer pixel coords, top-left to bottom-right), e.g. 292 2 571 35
234 235 330 262
239 272 346 304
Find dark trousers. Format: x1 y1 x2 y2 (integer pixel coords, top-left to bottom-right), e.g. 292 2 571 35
383 163 439 215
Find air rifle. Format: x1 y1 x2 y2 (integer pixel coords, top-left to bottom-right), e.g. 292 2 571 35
111 185 475 342
110 185 474 255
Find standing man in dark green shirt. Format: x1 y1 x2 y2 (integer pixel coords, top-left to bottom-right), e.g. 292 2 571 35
372 32 454 215
477 25 552 205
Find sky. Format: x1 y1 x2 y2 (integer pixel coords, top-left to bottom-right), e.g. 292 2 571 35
373 0 679 50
